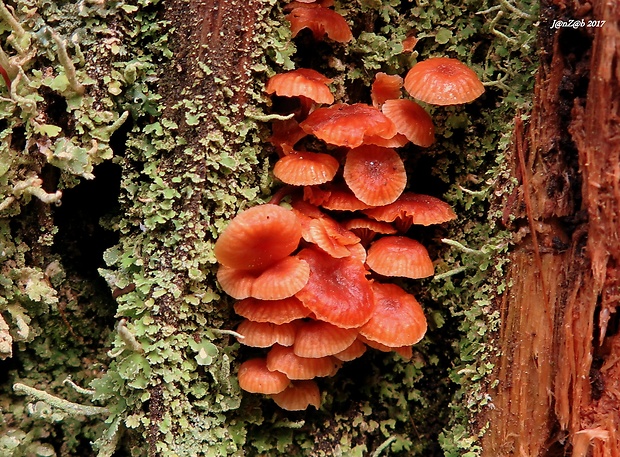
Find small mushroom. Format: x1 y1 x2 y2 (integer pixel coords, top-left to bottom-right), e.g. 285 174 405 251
343 145 407 206
236 320 298 348
342 218 397 246
404 57 485 105
273 151 340 186
286 7 353 43
381 99 435 147
293 320 358 358
234 297 312 325
266 344 342 379
366 236 434 279
238 358 290 394
371 72 403 108
266 68 335 105
333 338 367 362
271 380 321 411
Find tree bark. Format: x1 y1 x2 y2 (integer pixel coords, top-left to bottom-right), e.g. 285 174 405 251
482 1 620 455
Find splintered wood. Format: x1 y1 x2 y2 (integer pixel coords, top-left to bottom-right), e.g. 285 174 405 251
482 1 620 456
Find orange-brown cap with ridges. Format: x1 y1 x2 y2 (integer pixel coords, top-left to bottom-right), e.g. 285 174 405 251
237 320 298 347
371 73 403 108
273 151 340 186
234 297 312 324
217 256 309 300
366 236 434 279
343 218 397 246
271 380 321 410
294 320 358 358
304 217 360 258
343 145 407 206
363 192 457 232
269 118 308 155
363 132 409 149
404 57 484 105
214 204 301 271
345 242 367 264
267 344 342 379
266 69 334 105
238 358 290 394
402 34 418 53
358 335 414 359
295 247 375 328
300 103 397 148
286 7 353 43
333 338 367 361
318 186 371 211
303 185 332 207
382 99 435 147
359 282 427 347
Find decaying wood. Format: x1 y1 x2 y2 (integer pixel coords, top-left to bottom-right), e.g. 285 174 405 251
482 1 620 455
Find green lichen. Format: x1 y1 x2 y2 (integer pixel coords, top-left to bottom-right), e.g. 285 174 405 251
1 0 538 455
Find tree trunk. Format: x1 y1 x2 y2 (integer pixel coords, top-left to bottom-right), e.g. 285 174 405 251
482 1 620 455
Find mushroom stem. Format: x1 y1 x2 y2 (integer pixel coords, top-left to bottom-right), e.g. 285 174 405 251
268 185 294 205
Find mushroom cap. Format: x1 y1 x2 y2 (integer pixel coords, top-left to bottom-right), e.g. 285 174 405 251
266 344 342 379
342 218 397 246
286 7 353 43
381 99 435 147
216 256 310 300
333 338 367 361
238 358 290 394
304 185 371 211
271 380 321 411
402 34 418 53
273 151 340 186
358 335 414 359
366 236 434 279
343 145 407 206
363 192 457 231
294 320 358 358
236 320 298 348
300 103 397 148
404 57 484 105
269 118 308 155
359 282 427 347
234 297 312 324
266 68 334 105
295 247 375 328
371 72 403 108
303 216 360 258
214 204 302 271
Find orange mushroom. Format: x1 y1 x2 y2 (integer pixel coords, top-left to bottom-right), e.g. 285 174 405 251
343 145 407 206
305 185 371 212
295 247 375 328
293 320 358 358
342 218 397 246
300 103 397 148
303 216 360 258
358 335 414 360
404 57 485 105
216 255 310 300
266 68 334 105
366 236 434 279
333 338 367 362
269 118 308 156
286 7 353 43
271 380 321 411
234 297 312 324
371 72 403 108
359 282 427 347
381 99 435 147
273 151 340 186
214 204 301 271
363 192 457 232
236 320 298 348
266 344 342 379
238 358 290 394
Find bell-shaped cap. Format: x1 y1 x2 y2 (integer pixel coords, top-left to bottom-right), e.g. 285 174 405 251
295 247 375 328
381 99 435 147
300 103 397 148
236 320 298 347
371 72 403 108
266 344 342 379
266 68 334 104
363 192 456 232
271 380 321 411
214 204 301 271
273 151 340 186
234 297 312 324
238 358 290 394
333 338 367 361
359 282 427 347
294 320 358 358
404 57 484 105
366 236 434 279
286 7 353 42
343 145 407 206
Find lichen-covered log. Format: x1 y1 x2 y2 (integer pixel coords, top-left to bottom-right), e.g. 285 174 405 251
482 0 620 455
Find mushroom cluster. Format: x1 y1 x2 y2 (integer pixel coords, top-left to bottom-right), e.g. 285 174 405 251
213 0 484 411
